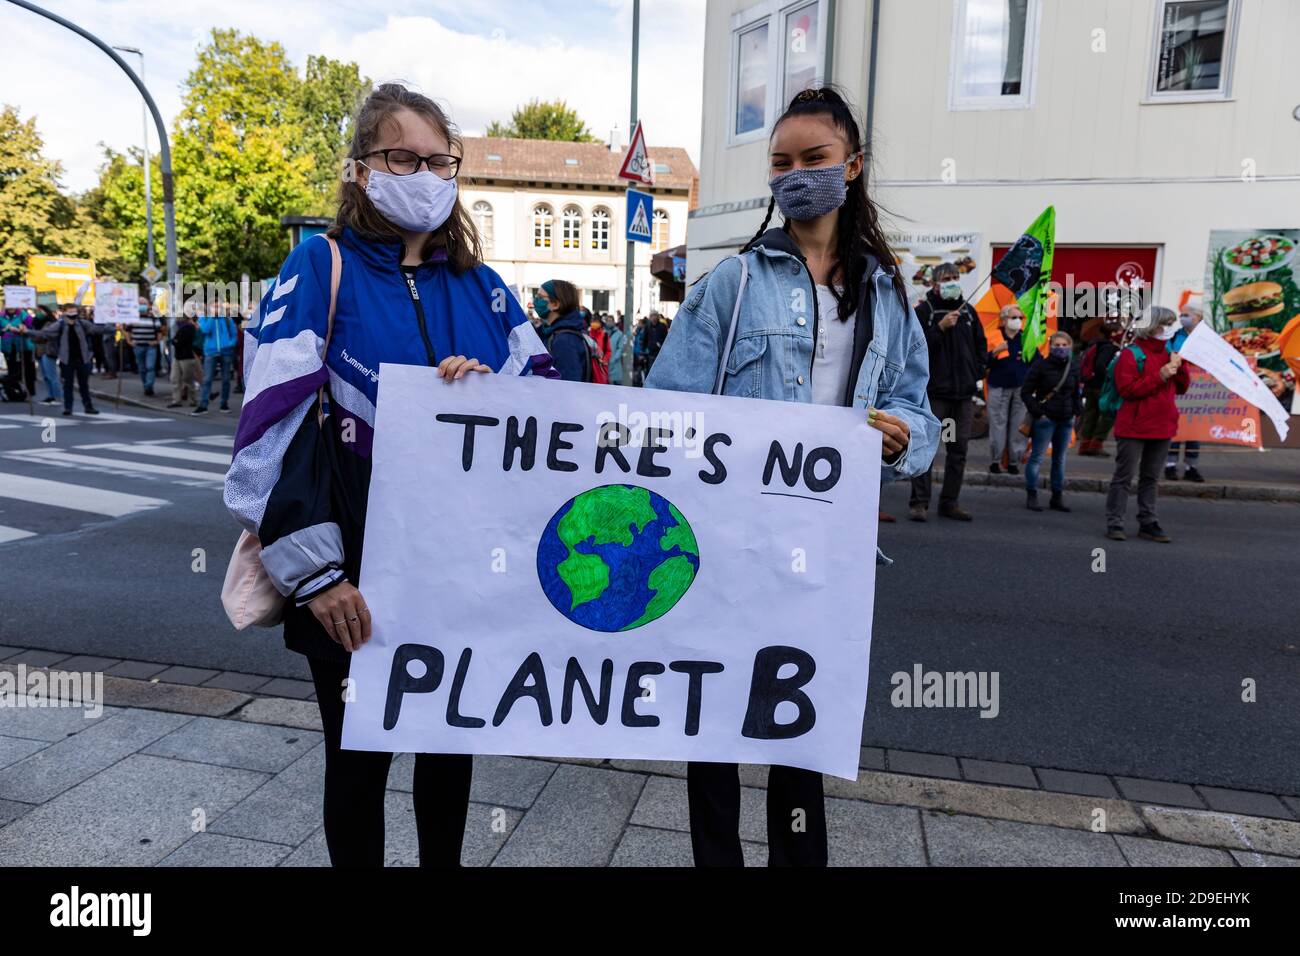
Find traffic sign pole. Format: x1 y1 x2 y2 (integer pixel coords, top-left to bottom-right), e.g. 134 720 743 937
624 0 640 337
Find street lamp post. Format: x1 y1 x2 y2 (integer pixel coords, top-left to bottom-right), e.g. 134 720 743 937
7 0 178 287
112 45 156 276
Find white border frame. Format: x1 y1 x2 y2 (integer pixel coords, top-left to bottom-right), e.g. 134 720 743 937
727 0 829 146
948 0 1043 112
1143 0 1240 104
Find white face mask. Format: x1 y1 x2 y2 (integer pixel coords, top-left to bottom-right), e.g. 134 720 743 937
1004 318 1023 334
1153 322 1177 341
363 165 458 233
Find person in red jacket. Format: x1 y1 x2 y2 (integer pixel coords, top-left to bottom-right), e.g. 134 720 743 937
1104 306 1189 543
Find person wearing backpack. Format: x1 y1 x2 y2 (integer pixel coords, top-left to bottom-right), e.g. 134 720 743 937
223 83 558 868
1020 331 1081 512
1104 306 1189 543
1077 317 1122 456
535 280 606 382
646 87 939 867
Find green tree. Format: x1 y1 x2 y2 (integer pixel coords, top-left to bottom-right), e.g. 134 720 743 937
0 105 122 284
487 99 596 142
95 29 370 282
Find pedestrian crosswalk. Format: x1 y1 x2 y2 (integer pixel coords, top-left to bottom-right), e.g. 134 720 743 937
0 423 235 546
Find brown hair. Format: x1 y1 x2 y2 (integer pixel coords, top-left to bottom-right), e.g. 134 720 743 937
329 83 482 273
542 279 581 317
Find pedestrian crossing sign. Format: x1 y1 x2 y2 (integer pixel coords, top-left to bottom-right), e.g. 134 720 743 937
626 189 653 244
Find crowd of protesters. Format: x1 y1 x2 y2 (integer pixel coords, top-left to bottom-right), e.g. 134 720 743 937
0 296 247 416
525 282 671 388
896 264 1199 542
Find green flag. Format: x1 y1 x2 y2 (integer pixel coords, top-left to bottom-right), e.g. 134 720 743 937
991 206 1056 362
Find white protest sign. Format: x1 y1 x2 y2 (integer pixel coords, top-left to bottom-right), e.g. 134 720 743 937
93 281 138 324
1179 322 1289 441
2 286 36 309
341 367 882 779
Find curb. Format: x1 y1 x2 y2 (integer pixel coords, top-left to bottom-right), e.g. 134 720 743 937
88 386 242 420
962 469 1299 502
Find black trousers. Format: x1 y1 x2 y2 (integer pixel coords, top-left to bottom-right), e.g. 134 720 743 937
59 361 95 412
686 761 827 866
910 395 973 509
307 656 472 867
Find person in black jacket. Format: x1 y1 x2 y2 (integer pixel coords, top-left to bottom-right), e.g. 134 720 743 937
534 279 590 382
1020 331 1081 512
908 261 986 522
1077 317 1122 456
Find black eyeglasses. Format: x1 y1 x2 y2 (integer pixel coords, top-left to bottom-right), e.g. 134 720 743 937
360 149 461 179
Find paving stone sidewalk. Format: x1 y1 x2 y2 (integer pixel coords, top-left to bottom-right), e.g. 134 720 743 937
2 670 1298 867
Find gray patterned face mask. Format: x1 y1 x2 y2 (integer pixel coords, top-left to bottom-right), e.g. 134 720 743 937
769 164 848 221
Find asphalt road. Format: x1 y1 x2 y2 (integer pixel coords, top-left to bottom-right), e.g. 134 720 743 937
0 401 1294 793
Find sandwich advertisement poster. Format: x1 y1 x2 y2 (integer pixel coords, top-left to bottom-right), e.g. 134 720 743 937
1204 229 1300 424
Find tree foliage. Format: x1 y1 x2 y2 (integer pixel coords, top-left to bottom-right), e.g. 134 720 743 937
94 29 370 282
0 105 121 283
486 99 597 142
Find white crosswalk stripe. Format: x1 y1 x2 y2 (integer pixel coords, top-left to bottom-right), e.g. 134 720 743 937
0 423 238 544
74 442 232 466
0 471 169 516
4 448 226 484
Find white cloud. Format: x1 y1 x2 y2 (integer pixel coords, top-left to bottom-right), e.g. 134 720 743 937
0 0 705 193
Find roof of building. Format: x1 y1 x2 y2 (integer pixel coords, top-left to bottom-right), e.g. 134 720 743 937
461 136 698 191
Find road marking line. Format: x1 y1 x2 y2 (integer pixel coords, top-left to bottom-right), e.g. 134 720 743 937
73 442 232 465
4 449 226 484
0 525 37 543
0 414 80 426
0 471 169 516
187 434 236 448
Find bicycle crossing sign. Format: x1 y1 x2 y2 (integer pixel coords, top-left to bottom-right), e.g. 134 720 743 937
626 189 653 244
617 120 654 185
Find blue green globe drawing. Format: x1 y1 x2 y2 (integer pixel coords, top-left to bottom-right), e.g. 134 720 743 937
536 484 700 632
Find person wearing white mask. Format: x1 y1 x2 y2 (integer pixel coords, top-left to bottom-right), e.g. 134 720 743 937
1104 306 1189 543
1165 297 1205 482
224 83 558 868
985 304 1031 474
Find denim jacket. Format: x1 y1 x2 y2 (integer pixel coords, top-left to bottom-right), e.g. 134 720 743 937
647 229 939 484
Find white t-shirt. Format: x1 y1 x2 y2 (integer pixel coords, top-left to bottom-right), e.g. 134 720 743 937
810 284 856 407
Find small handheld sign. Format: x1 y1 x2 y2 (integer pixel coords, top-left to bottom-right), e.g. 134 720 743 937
2 286 37 309
617 120 654 185
626 189 653 244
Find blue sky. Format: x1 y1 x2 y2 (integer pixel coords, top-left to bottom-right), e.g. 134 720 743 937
1 0 706 193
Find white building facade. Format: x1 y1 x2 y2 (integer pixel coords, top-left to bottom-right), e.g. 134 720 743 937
689 0 1300 309
459 136 696 319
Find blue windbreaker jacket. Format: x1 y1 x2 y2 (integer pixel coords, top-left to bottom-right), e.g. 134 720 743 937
224 228 557 611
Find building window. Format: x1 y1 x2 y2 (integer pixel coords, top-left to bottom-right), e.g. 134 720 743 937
591 207 611 252
561 206 583 251
949 0 1042 110
1148 0 1238 101
532 204 553 250
729 2 827 144
652 209 670 252
734 21 769 138
782 1 820 104
472 201 494 255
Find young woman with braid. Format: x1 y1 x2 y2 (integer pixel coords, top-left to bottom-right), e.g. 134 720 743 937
648 88 938 866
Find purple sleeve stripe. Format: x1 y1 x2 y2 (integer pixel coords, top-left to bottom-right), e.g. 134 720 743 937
528 352 561 379
233 368 328 455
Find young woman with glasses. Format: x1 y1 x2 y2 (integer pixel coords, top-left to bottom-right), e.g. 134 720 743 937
224 82 557 868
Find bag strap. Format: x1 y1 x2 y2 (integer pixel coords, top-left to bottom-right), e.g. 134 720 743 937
315 235 342 427
712 254 750 395
1042 357 1072 402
